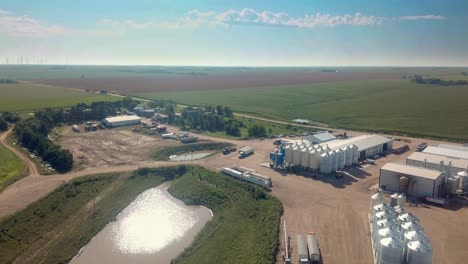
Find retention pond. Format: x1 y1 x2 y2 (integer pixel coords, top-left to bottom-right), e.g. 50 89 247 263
70 184 212 264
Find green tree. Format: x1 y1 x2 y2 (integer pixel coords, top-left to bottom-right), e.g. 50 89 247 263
248 124 267 138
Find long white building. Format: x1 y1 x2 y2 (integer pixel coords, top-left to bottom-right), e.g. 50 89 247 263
406 152 468 177
102 115 141 128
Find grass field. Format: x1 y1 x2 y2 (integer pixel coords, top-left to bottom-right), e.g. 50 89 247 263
140 79 468 141
169 166 282 264
0 83 118 112
152 142 233 160
0 144 25 192
0 166 282 264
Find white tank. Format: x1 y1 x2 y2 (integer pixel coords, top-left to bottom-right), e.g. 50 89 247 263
397 194 406 208
300 148 310 168
285 145 293 164
378 237 404 264
401 221 423 233
373 219 398 243
390 193 399 207
335 149 343 169
374 227 391 253
404 230 429 244
344 146 353 166
292 146 301 165
457 171 468 191
370 192 385 210
406 240 432 264
309 150 320 170
373 203 390 218
340 147 347 168
320 153 332 174
351 144 359 164
330 151 338 172
398 213 419 224
393 206 406 215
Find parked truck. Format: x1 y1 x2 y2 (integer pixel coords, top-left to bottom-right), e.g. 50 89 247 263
306 233 320 263
238 146 254 159
297 234 309 264
72 125 80 133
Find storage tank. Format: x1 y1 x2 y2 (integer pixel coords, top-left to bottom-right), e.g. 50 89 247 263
457 171 468 191
340 148 347 168
297 234 309 264
285 145 293 164
351 144 359 164
406 240 432 264
390 193 399 207
374 219 399 243
309 150 320 170
393 206 406 215
401 221 423 234
320 153 332 174
301 148 310 168
397 194 406 208
335 149 343 170
344 146 353 166
370 192 385 212
378 237 404 264
292 146 301 165
398 213 419 224
330 151 338 172
403 230 429 245
373 203 390 218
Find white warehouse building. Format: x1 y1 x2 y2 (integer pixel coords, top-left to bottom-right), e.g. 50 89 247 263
284 134 392 173
303 131 336 144
102 115 141 128
379 163 445 199
406 152 468 177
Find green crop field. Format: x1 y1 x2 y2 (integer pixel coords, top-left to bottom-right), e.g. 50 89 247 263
0 83 118 112
0 144 25 192
139 79 468 141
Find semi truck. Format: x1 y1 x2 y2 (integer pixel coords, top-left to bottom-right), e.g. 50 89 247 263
297 234 309 264
306 233 320 263
238 146 254 159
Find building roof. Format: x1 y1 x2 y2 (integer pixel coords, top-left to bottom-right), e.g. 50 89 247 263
423 146 468 160
438 143 468 153
407 152 468 170
319 134 392 151
304 132 336 143
381 163 443 180
104 115 141 123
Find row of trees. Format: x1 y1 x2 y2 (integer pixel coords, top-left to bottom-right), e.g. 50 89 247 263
0 78 18 84
412 75 468 86
14 113 73 173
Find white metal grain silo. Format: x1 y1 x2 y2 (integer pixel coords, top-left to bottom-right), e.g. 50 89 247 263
329 151 338 172
284 144 293 164
344 146 353 166
319 153 332 174
398 213 419 224
390 193 399 207
374 219 398 243
309 150 320 170
397 193 406 208
374 227 391 255
406 240 432 264
340 147 347 168
393 206 406 216
292 146 301 165
300 147 310 168
334 149 343 170
401 221 423 234
370 192 385 212
351 144 359 164
378 237 404 264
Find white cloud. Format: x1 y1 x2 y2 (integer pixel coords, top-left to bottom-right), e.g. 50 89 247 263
0 9 65 37
397 15 446 21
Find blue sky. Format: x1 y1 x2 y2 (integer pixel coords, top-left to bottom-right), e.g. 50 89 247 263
0 0 467 66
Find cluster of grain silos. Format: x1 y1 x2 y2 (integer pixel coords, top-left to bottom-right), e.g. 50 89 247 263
370 192 432 264
284 141 359 174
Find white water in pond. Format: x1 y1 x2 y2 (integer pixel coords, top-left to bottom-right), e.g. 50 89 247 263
70 184 212 264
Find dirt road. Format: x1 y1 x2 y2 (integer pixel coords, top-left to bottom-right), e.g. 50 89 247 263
0 128 39 176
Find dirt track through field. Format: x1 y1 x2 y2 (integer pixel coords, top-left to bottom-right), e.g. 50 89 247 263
35 71 401 94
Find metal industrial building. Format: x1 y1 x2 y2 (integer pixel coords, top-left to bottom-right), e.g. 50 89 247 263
422 146 468 160
406 152 468 177
102 115 141 128
438 143 468 152
303 131 336 144
379 163 445 198
319 134 393 159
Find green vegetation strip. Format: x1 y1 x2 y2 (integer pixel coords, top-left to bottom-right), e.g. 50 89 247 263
0 165 282 264
152 142 233 161
0 144 25 192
